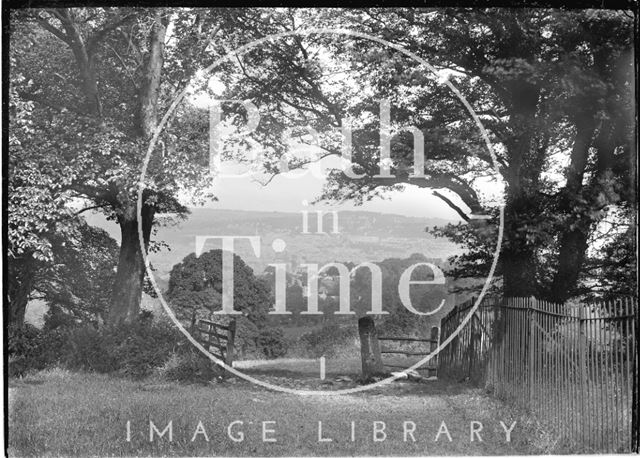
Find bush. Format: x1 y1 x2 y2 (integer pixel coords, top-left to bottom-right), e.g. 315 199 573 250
300 323 357 358
161 350 221 383
63 326 118 373
7 324 68 377
63 316 186 378
43 304 81 331
8 312 226 382
254 328 288 359
109 319 184 378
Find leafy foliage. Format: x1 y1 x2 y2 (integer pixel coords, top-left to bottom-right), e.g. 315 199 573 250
167 249 275 356
215 8 635 301
161 350 221 383
40 223 119 324
254 328 289 359
8 8 635 335
6 324 67 377
350 253 448 323
63 315 185 378
167 249 272 323
300 322 357 358
8 8 242 323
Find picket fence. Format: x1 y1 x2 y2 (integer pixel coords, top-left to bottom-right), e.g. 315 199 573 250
438 295 638 452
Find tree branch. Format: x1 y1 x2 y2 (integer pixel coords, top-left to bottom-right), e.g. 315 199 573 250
432 190 470 222
33 13 71 44
73 203 113 216
87 12 136 55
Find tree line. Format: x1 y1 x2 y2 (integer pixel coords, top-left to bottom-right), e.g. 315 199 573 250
7 7 635 329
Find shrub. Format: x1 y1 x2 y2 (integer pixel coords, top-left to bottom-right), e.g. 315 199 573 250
63 314 186 378
254 328 288 359
7 324 68 376
108 319 183 378
300 323 357 358
8 312 217 381
43 304 81 331
7 324 43 377
161 350 221 383
63 326 117 373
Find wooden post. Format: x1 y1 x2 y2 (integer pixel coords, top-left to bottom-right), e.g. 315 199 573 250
468 297 476 380
528 298 535 408
578 304 588 438
190 309 197 334
226 319 236 366
223 319 236 378
468 313 479 381
631 298 638 453
430 326 440 378
448 305 459 379
358 316 384 380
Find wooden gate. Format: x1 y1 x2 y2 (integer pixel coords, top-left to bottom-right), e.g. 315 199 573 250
378 326 440 377
195 318 237 367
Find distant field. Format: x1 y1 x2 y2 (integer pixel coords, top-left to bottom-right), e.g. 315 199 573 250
7 368 562 456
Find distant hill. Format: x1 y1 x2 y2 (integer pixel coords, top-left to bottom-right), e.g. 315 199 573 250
86 208 463 291
26 208 467 328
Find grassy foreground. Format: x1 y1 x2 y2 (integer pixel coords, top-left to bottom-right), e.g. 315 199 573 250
8 368 560 456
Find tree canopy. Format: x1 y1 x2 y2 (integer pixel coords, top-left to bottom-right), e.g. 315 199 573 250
7 7 635 330
214 8 635 302
167 249 272 325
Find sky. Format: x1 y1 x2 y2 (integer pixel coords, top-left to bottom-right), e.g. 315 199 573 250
199 154 469 220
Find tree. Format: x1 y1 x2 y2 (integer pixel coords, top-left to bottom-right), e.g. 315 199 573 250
38 223 119 327
6 205 118 328
10 8 250 324
9 7 634 332
222 8 635 301
167 249 272 326
350 253 448 332
581 205 636 299
6 38 78 326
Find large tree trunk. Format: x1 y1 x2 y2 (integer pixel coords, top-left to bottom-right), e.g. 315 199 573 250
550 90 621 302
7 257 37 328
107 204 154 326
550 46 632 302
550 227 590 302
501 205 538 297
547 116 596 302
107 12 167 325
7 274 32 328
8 300 28 328
501 80 542 297
33 10 170 327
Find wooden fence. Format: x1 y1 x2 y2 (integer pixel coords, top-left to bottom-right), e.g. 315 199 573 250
194 318 236 368
379 326 440 377
439 296 638 452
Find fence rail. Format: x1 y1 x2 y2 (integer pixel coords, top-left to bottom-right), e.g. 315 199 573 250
438 296 638 452
379 326 440 376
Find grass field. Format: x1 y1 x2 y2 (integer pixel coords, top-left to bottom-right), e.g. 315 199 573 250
7 365 561 456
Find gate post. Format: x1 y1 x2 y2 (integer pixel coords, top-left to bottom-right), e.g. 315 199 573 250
430 326 440 378
226 319 236 366
358 316 384 379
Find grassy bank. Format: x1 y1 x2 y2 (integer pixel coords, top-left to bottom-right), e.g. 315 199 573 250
7 367 563 456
